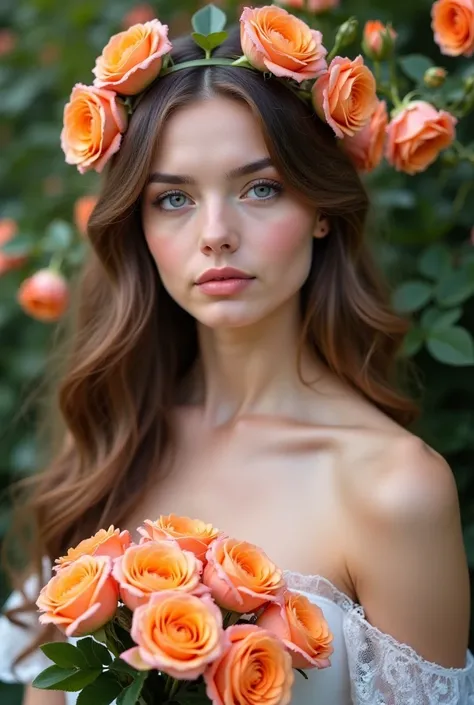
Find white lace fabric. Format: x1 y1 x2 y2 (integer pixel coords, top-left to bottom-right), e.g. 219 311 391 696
286 571 474 704
1 569 473 705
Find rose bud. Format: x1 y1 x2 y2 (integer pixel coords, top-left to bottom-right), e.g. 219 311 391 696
17 269 69 322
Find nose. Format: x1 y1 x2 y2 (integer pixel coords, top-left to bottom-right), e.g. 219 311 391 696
199 199 239 256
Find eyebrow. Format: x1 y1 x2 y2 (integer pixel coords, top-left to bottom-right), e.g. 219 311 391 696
146 157 274 186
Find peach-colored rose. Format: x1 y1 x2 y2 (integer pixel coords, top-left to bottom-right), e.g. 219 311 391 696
202 537 285 613
257 590 334 669
17 269 69 322
121 590 226 677
122 4 156 30
61 84 128 174
432 0 474 57
362 20 397 60
36 555 119 637
240 6 327 83
312 55 377 138
386 100 457 175
138 514 222 563
276 0 339 12
54 526 131 570
113 540 204 611
341 99 388 172
204 624 294 705
92 20 172 96
0 218 27 275
74 195 98 235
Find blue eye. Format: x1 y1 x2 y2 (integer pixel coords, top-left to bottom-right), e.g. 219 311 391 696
154 191 191 211
244 180 282 201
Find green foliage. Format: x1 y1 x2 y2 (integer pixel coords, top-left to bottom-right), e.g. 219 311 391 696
0 0 474 703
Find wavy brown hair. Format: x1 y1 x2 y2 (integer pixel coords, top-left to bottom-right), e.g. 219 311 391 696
3 27 418 656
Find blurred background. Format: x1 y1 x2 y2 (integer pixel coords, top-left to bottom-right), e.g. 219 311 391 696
0 0 473 702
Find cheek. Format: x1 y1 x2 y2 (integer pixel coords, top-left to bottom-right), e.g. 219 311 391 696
144 230 183 282
260 215 313 266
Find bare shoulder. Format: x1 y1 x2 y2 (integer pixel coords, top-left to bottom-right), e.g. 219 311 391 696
342 430 460 524
337 425 470 667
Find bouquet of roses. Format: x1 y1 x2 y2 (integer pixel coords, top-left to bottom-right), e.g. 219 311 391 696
32 515 333 705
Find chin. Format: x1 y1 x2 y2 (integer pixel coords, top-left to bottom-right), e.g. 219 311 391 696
192 301 268 330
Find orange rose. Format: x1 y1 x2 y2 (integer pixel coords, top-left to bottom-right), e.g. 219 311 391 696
312 55 377 138
204 624 294 705
54 526 131 570
17 269 69 322
113 540 204 611
138 514 222 563
276 0 339 12
362 20 397 60
74 195 99 236
0 218 27 275
257 590 334 669
36 555 119 637
240 6 327 83
92 20 172 96
0 30 16 57
120 591 226 678
202 537 285 613
61 84 128 174
432 0 474 57
386 100 457 174
341 99 388 172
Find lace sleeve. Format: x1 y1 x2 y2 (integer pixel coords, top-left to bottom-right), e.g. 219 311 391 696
0 572 50 684
344 606 474 705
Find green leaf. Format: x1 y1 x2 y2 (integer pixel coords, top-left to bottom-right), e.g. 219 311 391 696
426 326 474 366
421 306 462 330
0 232 34 256
40 642 88 670
109 657 141 677
435 268 474 306
77 637 113 667
402 326 425 357
32 665 102 692
191 4 227 35
116 672 147 705
398 54 434 83
32 666 78 689
42 219 74 251
191 32 211 51
76 672 123 705
192 31 228 52
392 280 433 313
418 244 451 281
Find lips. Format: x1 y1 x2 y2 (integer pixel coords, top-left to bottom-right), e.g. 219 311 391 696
195 267 254 284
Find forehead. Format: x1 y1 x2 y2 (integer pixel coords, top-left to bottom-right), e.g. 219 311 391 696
151 95 270 172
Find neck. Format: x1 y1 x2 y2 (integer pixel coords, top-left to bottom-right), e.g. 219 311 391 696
188 297 327 426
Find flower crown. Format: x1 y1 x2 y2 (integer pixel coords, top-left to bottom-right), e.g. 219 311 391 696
61 3 378 175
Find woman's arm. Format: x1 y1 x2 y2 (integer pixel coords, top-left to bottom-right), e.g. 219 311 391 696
348 435 470 667
23 684 66 705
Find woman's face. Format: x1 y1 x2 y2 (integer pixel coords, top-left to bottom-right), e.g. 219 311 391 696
142 95 319 330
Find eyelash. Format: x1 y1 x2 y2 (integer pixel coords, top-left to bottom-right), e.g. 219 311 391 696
151 178 283 211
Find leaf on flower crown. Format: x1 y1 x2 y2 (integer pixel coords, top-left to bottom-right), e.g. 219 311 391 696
191 4 229 55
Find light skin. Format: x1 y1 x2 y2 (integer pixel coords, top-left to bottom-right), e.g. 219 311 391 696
23 94 470 705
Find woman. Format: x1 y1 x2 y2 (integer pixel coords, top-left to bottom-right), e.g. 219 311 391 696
1 7 472 704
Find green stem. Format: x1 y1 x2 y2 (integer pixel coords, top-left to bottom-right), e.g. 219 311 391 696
48 253 63 273
389 56 402 108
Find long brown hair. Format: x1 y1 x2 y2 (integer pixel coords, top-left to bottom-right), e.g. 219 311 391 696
3 27 418 644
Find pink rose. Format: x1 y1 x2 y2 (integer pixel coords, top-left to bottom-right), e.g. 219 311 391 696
386 101 457 174
36 555 119 637
277 0 339 11
93 20 172 95
17 269 69 322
